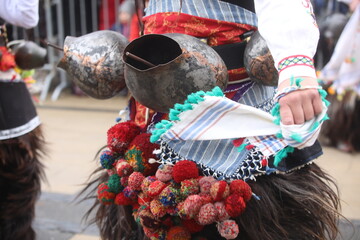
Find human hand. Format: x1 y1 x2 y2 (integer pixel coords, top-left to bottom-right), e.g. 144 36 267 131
277 77 323 125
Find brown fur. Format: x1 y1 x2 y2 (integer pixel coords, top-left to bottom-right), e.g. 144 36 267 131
81 163 341 240
0 127 46 240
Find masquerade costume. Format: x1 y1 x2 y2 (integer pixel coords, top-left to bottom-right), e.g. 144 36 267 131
81 0 341 239
320 4 360 152
0 1 45 239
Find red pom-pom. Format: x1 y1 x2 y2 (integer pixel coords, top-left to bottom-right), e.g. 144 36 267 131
199 193 213 205
115 159 134 177
107 121 141 154
166 226 191 240
183 195 203 218
97 183 115 205
138 192 152 206
196 203 218 225
261 158 268 167
229 180 252 202
147 180 167 198
210 181 230 201
217 220 239 239
114 192 133 205
172 160 199 183
225 193 246 218
120 176 129 187
199 176 217 194
181 219 204 233
214 201 230 221
128 172 145 190
125 133 159 176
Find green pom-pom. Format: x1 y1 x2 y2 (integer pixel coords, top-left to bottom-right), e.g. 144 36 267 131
271 103 280 117
237 143 248 152
211 86 224 96
273 117 281 125
276 132 283 139
318 88 328 98
107 174 123 193
290 76 295 86
321 114 330 122
290 133 303 143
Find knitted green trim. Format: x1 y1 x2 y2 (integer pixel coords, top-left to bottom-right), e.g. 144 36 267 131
274 146 295 167
150 87 225 143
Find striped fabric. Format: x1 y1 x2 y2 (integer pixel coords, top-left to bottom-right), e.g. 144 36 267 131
145 0 258 27
160 82 277 177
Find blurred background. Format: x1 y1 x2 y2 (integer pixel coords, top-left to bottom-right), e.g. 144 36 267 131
4 0 360 239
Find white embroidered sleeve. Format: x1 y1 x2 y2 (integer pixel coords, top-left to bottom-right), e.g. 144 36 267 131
254 0 319 85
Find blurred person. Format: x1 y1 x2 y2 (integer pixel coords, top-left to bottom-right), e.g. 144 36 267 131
0 0 46 240
79 0 341 239
320 0 360 152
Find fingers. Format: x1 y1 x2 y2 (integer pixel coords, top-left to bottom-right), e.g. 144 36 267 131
279 89 323 125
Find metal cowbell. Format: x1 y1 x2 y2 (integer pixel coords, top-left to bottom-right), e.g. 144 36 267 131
123 33 229 113
58 30 129 99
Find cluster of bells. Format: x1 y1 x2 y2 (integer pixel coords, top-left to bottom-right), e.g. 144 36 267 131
97 120 253 240
58 30 278 113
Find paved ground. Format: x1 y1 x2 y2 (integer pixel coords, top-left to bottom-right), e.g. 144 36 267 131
32 90 360 240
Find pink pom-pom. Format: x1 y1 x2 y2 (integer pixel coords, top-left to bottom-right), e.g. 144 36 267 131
156 164 173 182
128 172 145 190
199 176 217 194
183 195 203 218
210 181 230 201
214 201 230 221
196 203 218 225
217 220 239 239
115 159 134 177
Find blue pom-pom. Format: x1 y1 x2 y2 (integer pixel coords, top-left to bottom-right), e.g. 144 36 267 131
100 150 117 169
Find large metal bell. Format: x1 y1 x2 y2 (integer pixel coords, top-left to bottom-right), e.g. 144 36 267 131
58 30 129 99
13 41 47 70
123 33 229 113
244 31 278 86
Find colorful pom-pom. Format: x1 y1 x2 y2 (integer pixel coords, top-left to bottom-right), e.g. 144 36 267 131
172 160 199 183
150 199 167 218
115 159 134 177
107 121 141 154
229 180 252 202
214 201 230 221
181 219 204 233
196 203 218 225
143 227 167 240
176 201 188 219
125 133 160 176
217 220 239 239
147 180 167 198
199 176 217 194
166 226 191 240
210 181 230 201
100 150 118 169
180 178 200 197
123 186 138 200
225 193 246 218
159 186 179 207
114 192 133 205
128 172 145 190
97 183 115 205
107 174 123 193
184 195 203 218
141 176 157 196
156 164 173 182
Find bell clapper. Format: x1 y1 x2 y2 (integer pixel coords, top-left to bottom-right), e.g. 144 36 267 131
125 52 156 68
